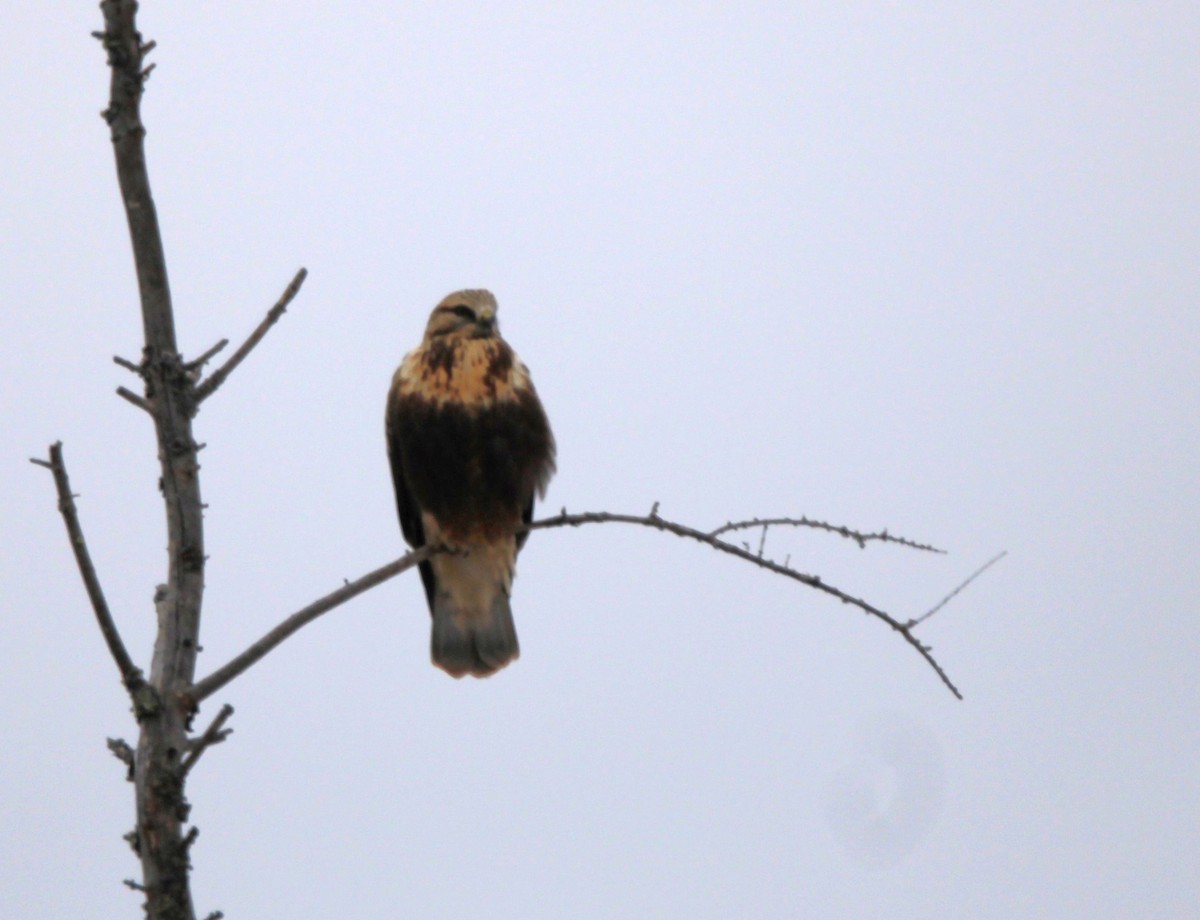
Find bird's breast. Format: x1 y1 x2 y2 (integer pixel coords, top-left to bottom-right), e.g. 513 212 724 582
396 339 530 408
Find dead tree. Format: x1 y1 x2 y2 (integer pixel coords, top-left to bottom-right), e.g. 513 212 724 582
32 3 982 917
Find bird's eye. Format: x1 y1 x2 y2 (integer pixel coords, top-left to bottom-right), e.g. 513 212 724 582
451 305 476 321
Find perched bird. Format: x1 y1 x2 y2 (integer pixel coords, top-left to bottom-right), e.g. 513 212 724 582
386 290 555 677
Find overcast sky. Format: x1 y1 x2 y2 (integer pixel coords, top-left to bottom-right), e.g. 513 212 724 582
2 3 1197 918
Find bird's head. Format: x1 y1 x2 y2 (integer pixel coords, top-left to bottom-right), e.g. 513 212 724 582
424 289 499 342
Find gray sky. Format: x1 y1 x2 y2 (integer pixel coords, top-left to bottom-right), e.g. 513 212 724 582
3 3 1197 918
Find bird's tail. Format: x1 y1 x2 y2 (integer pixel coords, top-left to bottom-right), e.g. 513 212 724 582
431 589 519 678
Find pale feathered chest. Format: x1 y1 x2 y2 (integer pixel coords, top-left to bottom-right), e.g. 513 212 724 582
394 338 532 408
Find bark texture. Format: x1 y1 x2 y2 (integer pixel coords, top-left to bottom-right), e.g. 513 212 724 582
99 3 203 916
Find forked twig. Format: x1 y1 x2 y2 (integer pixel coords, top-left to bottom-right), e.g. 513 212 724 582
180 704 234 775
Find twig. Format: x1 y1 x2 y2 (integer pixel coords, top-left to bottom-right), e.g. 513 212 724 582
528 510 963 698
908 551 1007 629
180 704 234 776
116 385 153 413
108 738 136 781
113 355 142 374
108 737 135 766
185 338 229 372
194 268 308 403
709 515 945 554
32 442 144 695
186 545 437 703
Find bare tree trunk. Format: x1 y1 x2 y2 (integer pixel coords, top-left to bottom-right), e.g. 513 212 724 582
99 2 203 916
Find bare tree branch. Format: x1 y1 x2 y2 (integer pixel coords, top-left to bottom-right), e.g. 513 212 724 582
709 515 946 553
908 550 1007 629
187 509 965 704
31 442 145 695
529 509 963 699
180 704 234 776
113 354 143 374
116 384 153 413
184 338 229 373
193 268 308 404
186 546 437 704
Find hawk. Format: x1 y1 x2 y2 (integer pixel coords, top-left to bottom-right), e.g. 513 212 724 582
386 290 556 677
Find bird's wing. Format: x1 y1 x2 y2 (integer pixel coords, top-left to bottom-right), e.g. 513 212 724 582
516 492 535 552
386 388 437 612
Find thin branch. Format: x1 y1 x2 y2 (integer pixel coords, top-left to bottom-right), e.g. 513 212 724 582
186 545 436 704
108 737 136 781
184 338 228 373
528 510 963 699
709 515 946 554
908 550 1007 629
180 704 234 776
188 510 963 702
113 355 143 374
116 385 153 413
193 268 308 403
32 442 144 695
108 737 135 767
99 0 180 359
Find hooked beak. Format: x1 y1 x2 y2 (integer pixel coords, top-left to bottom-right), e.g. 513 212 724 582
473 307 497 337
